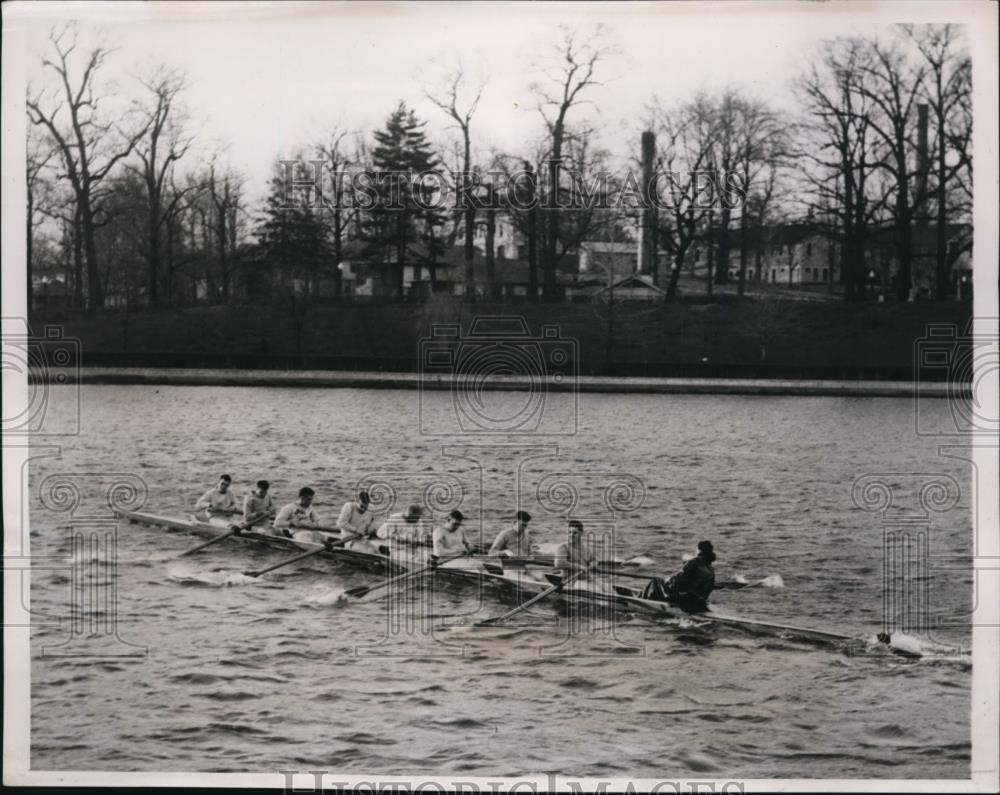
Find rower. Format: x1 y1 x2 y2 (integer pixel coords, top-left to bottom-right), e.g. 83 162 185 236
643 540 716 613
553 519 594 571
337 490 374 539
431 510 472 564
242 480 276 530
195 474 238 518
488 510 535 558
272 487 323 542
375 504 430 546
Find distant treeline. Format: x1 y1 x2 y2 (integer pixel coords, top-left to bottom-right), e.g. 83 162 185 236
27 23 971 315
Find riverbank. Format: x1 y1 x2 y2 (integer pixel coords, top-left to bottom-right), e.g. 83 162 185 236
32 298 973 381
56 366 952 397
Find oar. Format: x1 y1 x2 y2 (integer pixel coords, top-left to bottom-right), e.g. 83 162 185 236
474 563 597 627
345 551 470 600
180 509 282 557
178 525 243 557
243 531 361 577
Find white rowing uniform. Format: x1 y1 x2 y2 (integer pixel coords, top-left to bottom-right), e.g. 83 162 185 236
272 502 323 543
195 487 237 515
553 540 594 571
243 492 275 526
432 524 471 558
489 526 535 557
376 512 431 545
337 501 374 539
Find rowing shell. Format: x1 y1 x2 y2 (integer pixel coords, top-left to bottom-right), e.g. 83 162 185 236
116 509 549 598
118 509 860 648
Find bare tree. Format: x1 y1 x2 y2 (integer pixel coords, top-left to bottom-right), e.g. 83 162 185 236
650 93 719 300
317 128 365 301
420 57 487 301
853 33 928 301
907 24 972 299
531 24 619 302
795 36 881 301
26 127 56 315
206 159 246 302
130 67 194 307
728 95 788 295
27 24 151 308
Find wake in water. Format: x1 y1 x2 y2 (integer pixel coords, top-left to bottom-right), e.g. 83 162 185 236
728 572 784 588
304 585 350 608
865 631 971 663
164 561 258 587
65 549 117 567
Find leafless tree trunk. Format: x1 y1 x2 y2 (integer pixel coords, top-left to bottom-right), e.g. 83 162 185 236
650 93 718 301
531 25 618 302
26 132 55 316
908 25 972 300
318 129 361 302
854 35 927 301
421 58 487 303
132 67 192 308
27 24 151 309
795 36 880 302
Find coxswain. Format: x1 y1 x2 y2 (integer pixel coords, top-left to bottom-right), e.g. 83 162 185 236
195 474 238 518
431 510 472 563
553 519 595 571
488 510 535 558
337 490 374 539
242 480 276 529
272 487 323 542
643 540 717 613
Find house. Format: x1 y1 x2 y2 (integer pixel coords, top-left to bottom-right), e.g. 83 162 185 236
413 247 577 300
578 240 638 277
706 224 841 286
471 214 524 261
589 273 666 303
32 275 72 313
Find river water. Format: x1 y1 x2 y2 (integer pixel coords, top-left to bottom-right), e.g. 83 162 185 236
27 386 972 779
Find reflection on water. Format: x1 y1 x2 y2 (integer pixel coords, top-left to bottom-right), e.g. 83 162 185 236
29 386 972 777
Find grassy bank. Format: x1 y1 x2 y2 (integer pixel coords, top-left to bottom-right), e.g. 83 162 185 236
38 297 973 379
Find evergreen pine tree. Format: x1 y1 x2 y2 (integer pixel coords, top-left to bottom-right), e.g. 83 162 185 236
254 163 334 296
362 101 443 299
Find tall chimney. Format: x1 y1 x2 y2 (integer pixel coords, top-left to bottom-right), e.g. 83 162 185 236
638 131 656 277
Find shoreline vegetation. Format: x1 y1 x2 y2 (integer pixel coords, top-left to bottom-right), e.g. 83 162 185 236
31 299 972 396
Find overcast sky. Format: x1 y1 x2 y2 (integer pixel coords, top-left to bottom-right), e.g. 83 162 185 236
8 1 985 205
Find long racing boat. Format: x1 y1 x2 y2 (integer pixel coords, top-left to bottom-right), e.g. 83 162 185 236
117 508 868 650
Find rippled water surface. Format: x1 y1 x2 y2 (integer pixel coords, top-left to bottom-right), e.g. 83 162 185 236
29 386 972 778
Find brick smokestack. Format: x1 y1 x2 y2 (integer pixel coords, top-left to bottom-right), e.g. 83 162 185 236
638 131 656 277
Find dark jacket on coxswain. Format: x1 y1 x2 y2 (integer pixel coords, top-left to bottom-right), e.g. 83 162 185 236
643 540 716 613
